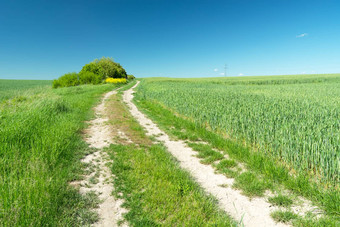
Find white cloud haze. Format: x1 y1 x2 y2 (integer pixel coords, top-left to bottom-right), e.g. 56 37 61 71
296 33 308 38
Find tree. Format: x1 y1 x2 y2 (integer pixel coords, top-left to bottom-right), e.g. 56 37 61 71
80 57 127 80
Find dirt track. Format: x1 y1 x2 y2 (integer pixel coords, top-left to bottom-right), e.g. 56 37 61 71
80 89 127 227
123 81 289 227
76 82 318 226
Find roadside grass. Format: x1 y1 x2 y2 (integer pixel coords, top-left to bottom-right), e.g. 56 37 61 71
188 142 224 164
292 217 339 227
216 159 237 169
133 96 340 224
72 190 101 225
105 91 236 226
0 82 122 226
214 159 238 178
268 195 293 207
271 210 298 223
233 172 271 197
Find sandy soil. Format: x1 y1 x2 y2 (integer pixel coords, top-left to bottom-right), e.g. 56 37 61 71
80 89 128 227
123 81 288 227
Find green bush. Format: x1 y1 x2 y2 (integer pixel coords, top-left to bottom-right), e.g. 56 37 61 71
52 72 79 88
79 71 102 85
127 74 135 80
80 57 127 80
80 62 100 77
52 79 62 88
53 57 128 88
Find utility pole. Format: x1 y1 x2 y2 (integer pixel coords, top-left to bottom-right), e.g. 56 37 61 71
224 64 227 77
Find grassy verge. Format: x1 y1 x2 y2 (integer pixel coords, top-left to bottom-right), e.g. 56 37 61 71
105 91 236 226
133 96 339 225
0 83 122 226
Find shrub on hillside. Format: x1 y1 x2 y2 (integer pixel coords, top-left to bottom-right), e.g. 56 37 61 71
52 79 62 88
52 57 129 88
80 57 127 80
52 72 79 88
79 71 102 85
127 74 135 80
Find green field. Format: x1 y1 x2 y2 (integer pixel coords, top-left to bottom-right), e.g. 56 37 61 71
136 74 340 184
1 79 235 226
0 79 52 102
132 74 340 224
2 75 339 225
0 80 123 226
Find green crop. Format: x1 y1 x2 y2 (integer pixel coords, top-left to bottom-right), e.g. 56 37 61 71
136 74 340 184
0 79 52 102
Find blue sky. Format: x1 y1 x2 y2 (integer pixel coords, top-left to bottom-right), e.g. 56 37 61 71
0 0 340 79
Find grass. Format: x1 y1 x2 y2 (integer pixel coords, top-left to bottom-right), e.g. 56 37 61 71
106 86 151 146
74 191 101 225
216 159 237 169
188 142 224 164
214 159 238 178
109 144 235 226
271 210 298 223
105 91 236 226
233 172 270 197
133 87 339 223
268 195 293 207
89 175 99 185
187 142 239 178
0 79 52 102
0 81 123 226
3 77 337 225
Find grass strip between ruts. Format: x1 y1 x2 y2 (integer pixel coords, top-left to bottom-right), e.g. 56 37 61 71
105 91 236 226
108 144 235 226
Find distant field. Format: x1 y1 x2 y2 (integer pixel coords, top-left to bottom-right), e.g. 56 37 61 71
152 73 340 85
0 79 52 102
136 74 340 184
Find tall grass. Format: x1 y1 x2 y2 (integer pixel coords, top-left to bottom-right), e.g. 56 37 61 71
0 81 121 226
136 74 340 184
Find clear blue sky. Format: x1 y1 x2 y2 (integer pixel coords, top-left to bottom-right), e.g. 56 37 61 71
1 0 340 79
